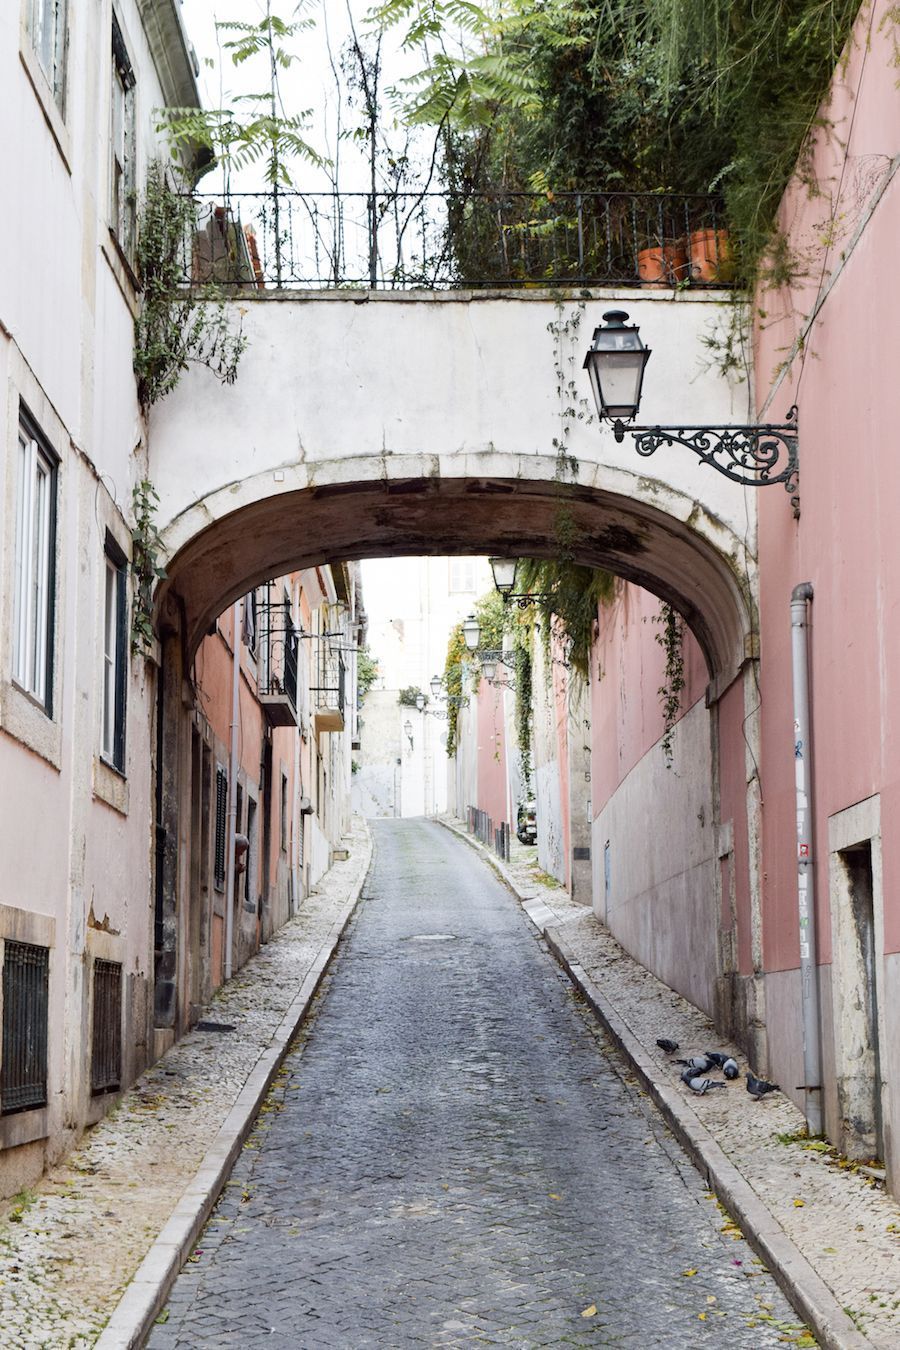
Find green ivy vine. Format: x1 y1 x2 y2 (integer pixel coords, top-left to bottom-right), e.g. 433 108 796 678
130 479 167 654
133 162 246 409
655 602 686 766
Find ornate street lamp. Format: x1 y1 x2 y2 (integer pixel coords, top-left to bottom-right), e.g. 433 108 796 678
462 614 481 651
415 692 426 711
430 674 443 699
584 310 799 513
404 718 414 748
488 556 550 609
488 557 519 597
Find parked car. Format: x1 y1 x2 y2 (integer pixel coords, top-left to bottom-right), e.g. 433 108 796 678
517 800 537 845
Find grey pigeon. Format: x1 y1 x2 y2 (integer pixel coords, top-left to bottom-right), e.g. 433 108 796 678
676 1054 715 1074
723 1057 739 1080
656 1038 679 1054
685 1076 727 1095
704 1052 731 1068
746 1071 779 1099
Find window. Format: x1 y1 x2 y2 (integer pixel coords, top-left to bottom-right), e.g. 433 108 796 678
13 412 57 712
102 538 127 771
1 941 50 1115
91 960 122 1094
214 766 228 890
449 558 476 593
27 0 67 111
110 16 136 259
280 772 289 853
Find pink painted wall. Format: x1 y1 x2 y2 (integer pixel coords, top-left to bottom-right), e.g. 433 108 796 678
590 583 708 818
552 638 572 889
475 678 510 832
754 0 900 969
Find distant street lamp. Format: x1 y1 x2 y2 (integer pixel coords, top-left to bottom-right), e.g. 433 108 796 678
462 614 481 651
584 309 799 512
415 692 426 711
430 674 443 698
404 718 413 748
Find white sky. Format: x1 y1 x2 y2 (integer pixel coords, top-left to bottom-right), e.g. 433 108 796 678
179 0 434 195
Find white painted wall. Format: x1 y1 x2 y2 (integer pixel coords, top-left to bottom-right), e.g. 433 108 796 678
0 0 200 1193
151 292 753 551
590 698 718 1016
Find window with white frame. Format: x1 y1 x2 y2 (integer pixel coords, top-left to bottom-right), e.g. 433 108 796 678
110 15 136 260
27 0 68 111
102 538 127 771
13 413 57 712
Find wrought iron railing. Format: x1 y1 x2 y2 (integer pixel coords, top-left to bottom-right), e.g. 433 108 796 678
1 941 50 1115
257 584 299 712
311 642 346 715
91 959 122 1095
183 190 733 292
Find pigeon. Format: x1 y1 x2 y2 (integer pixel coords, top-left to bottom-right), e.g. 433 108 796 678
704 1052 732 1068
676 1054 715 1074
656 1038 680 1054
722 1057 739 1080
684 1075 727 1095
746 1071 780 1100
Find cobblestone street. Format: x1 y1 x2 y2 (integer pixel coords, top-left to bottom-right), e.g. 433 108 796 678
148 819 809 1348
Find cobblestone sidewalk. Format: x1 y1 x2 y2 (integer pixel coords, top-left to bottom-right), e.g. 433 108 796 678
440 816 900 1350
0 817 371 1350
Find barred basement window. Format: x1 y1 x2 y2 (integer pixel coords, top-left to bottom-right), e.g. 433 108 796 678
91 960 122 1094
1 942 50 1115
214 765 228 890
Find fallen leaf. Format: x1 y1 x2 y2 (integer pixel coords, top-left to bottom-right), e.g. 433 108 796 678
706 1295 717 1305
549 1193 561 1201
581 1305 597 1318
793 1198 805 1207
682 1269 698 1278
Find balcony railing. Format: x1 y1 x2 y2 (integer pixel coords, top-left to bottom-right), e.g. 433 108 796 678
183 190 733 292
256 585 299 727
311 644 345 734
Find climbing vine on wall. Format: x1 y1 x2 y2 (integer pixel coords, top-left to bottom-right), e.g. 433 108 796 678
655 601 686 766
130 479 167 655
133 162 246 409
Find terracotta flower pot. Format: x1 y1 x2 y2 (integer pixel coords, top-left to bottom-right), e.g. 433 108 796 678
637 241 688 287
689 228 734 283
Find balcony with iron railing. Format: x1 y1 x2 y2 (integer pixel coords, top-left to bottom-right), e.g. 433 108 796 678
184 189 733 292
256 585 299 728
311 642 346 735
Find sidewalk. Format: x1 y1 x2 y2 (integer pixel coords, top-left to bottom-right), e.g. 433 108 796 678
0 816 371 1350
439 814 900 1350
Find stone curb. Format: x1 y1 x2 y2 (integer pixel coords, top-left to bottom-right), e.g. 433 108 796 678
94 830 373 1350
437 818 873 1350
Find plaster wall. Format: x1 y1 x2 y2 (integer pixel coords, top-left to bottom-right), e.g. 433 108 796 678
591 698 718 1015
752 0 900 1171
531 638 565 884
587 583 718 1012
0 0 199 1192
476 681 510 835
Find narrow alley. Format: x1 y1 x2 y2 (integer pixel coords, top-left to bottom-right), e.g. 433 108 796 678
147 820 805 1348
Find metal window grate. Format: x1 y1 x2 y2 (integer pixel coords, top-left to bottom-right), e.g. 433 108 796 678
214 766 228 890
91 959 122 1095
1 941 50 1115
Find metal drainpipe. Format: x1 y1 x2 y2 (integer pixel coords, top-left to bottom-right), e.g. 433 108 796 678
224 599 242 982
791 581 823 1135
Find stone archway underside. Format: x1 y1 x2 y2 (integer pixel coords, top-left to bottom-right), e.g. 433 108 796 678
160 474 752 687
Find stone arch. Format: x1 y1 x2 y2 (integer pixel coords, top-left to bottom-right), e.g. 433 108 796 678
158 451 755 689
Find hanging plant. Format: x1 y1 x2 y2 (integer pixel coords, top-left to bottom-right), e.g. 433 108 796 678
131 479 167 654
133 162 246 409
655 601 686 766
